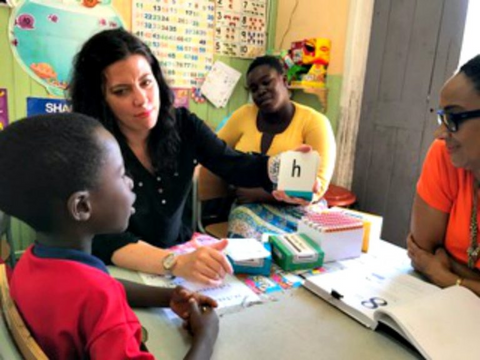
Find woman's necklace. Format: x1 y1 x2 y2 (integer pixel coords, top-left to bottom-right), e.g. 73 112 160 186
467 178 480 269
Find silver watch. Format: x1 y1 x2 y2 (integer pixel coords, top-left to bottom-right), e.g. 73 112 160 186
162 252 177 277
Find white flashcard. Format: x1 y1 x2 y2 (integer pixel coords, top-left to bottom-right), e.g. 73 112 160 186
277 151 320 201
225 238 270 262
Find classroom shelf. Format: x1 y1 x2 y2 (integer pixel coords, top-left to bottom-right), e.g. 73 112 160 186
289 86 328 112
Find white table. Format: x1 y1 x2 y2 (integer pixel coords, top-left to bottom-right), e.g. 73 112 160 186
0 240 421 359
111 240 421 359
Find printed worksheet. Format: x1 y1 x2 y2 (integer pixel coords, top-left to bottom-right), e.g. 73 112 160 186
139 272 261 315
200 60 241 107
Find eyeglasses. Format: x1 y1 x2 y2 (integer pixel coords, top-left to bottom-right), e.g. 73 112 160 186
437 109 480 132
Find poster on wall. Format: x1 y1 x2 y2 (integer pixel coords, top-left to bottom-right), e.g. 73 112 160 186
0 89 9 130
172 89 190 109
27 97 71 116
9 0 124 96
215 0 268 58
132 0 215 88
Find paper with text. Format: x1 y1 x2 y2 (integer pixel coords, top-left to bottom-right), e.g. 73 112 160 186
139 272 261 315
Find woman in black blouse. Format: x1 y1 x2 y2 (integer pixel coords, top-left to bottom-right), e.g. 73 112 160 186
69 29 310 285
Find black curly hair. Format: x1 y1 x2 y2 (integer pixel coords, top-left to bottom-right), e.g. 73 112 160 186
0 113 105 232
247 55 285 76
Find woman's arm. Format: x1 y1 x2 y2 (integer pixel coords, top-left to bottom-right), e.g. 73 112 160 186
303 113 336 198
410 194 448 252
408 194 480 295
218 109 277 204
216 110 243 149
408 236 480 296
111 240 233 285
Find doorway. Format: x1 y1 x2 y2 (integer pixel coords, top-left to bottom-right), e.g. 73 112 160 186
352 0 469 247
459 0 480 67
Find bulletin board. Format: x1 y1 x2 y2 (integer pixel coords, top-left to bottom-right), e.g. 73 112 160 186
215 0 268 58
132 0 215 88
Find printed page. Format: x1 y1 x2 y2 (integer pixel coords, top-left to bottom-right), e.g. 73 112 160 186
374 286 480 360
139 272 261 316
303 267 440 329
200 61 241 108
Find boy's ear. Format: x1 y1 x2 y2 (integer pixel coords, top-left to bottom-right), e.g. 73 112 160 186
67 191 92 222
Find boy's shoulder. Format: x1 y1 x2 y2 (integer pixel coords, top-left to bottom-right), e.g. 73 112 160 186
12 246 119 295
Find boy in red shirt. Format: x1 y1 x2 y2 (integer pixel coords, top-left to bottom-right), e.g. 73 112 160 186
0 113 219 360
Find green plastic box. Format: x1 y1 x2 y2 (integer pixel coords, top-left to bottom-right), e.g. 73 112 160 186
269 233 324 271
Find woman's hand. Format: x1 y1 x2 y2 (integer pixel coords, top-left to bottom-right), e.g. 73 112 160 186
174 239 233 286
407 233 457 287
170 286 218 320
272 178 320 206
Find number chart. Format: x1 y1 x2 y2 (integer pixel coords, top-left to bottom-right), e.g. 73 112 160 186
132 0 215 88
215 0 268 58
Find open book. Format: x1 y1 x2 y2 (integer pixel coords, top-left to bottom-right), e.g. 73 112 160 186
303 267 480 359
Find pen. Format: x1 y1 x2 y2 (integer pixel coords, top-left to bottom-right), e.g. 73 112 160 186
331 289 344 300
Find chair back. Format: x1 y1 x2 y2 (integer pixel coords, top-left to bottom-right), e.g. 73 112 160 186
196 166 230 201
193 166 231 238
0 264 48 360
0 211 15 268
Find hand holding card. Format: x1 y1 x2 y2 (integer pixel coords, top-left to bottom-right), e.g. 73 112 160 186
275 150 320 202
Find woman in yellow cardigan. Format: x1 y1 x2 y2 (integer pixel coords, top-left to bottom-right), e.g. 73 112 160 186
217 55 337 239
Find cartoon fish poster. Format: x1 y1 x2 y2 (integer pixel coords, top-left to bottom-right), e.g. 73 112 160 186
8 0 123 96
0 89 9 131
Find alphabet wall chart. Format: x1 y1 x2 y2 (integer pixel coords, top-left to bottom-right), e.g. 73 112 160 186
132 0 215 88
215 0 268 58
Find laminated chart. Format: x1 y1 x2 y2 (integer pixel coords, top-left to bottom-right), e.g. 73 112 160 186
132 0 215 88
215 0 268 58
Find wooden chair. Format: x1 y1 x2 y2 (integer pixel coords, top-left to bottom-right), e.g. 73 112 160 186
0 264 48 360
0 211 16 268
193 166 232 239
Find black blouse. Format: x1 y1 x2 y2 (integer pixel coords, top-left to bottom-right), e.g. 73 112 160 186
92 107 272 264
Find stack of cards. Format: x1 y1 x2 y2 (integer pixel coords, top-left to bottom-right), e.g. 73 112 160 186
297 210 364 262
225 238 272 276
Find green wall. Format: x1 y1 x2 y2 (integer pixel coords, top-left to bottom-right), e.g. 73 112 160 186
0 2 340 255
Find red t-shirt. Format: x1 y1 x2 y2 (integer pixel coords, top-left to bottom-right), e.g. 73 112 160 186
417 140 479 268
10 246 154 360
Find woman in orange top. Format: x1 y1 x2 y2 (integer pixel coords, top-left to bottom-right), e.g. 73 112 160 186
408 54 480 296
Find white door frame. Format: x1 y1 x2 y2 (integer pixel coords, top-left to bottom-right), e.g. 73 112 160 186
333 0 375 188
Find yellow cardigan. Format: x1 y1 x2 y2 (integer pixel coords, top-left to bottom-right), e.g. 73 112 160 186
218 102 336 197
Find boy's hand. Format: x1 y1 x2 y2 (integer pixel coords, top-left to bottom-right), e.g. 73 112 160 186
170 286 218 320
184 298 219 340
